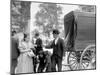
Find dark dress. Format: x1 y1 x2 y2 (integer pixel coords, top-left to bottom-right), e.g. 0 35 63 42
11 38 19 74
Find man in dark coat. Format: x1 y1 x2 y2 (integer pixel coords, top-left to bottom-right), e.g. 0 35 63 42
11 31 19 75
45 29 65 72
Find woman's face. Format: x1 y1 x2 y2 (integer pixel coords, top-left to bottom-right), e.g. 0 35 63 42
25 36 30 42
18 33 24 42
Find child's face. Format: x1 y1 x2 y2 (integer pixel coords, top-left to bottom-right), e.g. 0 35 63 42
40 54 43 57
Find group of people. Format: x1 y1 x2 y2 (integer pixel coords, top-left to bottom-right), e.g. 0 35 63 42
11 29 65 75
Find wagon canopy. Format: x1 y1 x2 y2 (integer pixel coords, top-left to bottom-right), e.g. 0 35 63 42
74 11 96 50
64 11 96 51
64 11 77 51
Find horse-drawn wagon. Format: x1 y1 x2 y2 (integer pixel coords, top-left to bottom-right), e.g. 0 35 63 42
64 11 96 70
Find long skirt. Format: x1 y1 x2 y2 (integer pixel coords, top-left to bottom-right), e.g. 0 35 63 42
15 53 34 74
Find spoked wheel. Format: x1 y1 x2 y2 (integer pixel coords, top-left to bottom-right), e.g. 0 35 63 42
67 51 81 70
80 45 96 70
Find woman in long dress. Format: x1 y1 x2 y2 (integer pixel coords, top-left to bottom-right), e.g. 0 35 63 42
15 33 34 74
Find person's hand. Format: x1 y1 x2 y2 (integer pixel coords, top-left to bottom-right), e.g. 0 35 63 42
42 44 46 47
34 55 37 58
34 44 37 47
36 55 39 59
43 68 46 72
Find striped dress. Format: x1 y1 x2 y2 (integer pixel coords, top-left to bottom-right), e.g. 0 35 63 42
15 41 34 74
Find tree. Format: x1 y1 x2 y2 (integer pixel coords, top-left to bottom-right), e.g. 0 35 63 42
78 5 95 12
11 1 31 32
35 3 62 37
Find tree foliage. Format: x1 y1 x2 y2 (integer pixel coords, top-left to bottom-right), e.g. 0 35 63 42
11 1 30 32
35 3 62 36
78 5 95 12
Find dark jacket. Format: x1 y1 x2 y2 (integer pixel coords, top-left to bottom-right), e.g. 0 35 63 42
11 38 19 59
46 38 65 59
35 38 43 55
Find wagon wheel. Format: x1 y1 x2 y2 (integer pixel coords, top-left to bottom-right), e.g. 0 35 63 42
67 51 81 70
80 45 96 70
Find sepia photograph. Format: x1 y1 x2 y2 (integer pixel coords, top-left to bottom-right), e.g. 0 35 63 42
10 0 96 74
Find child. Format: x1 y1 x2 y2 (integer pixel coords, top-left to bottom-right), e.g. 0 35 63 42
37 51 52 73
37 51 46 73
43 51 52 72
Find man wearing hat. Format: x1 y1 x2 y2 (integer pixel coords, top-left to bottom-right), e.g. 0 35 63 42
45 29 65 72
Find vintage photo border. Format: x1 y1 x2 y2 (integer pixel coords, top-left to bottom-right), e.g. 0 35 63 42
10 0 96 74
